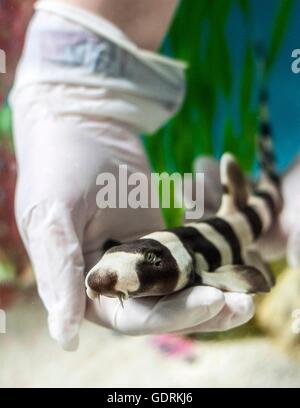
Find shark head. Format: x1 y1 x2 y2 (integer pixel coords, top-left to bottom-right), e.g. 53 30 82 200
85 238 182 301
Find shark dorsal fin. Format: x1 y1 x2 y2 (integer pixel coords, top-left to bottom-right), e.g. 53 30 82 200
217 153 249 216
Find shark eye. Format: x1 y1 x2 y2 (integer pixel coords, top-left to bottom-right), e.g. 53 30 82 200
145 252 161 266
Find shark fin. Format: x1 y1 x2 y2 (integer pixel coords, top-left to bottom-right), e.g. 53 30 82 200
218 153 249 216
244 248 275 288
201 264 270 294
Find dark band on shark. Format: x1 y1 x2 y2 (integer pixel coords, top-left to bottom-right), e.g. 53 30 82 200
222 184 229 194
268 171 281 187
260 122 271 137
105 239 161 255
259 147 276 165
258 87 281 188
129 239 180 295
254 189 277 217
168 226 221 271
202 217 244 265
241 205 263 239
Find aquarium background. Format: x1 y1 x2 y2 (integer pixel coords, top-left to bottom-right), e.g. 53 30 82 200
146 0 298 174
1 0 300 388
1 0 299 233
142 0 299 226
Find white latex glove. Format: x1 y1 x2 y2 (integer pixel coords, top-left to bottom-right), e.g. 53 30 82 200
10 83 255 350
86 289 254 336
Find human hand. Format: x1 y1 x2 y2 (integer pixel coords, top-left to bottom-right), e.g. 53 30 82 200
86 286 254 336
10 6 255 351
11 82 169 349
11 84 254 350
85 155 254 336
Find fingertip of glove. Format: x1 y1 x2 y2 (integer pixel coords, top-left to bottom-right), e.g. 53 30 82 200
60 334 80 352
224 292 255 326
48 316 81 352
175 286 225 327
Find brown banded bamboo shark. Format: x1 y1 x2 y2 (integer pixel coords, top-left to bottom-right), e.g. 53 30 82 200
85 89 282 302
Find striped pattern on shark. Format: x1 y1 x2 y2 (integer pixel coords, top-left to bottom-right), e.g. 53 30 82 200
85 90 282 302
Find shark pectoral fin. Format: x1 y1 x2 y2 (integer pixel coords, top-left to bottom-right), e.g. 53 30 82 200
244 248 275 288
201 264 270 294
218 153 250 216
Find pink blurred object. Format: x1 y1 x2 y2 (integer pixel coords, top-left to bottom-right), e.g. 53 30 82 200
151 334 197 362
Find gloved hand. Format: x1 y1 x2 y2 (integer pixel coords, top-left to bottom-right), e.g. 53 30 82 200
11 83 254 351
86 288 254 336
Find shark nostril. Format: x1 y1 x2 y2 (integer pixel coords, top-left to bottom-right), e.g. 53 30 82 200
87 272 101 292
87 270 118 295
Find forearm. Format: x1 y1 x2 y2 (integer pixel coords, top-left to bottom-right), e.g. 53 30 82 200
53 0 179 50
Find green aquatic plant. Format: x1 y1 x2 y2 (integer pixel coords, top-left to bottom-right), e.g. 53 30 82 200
144 0 247 224
265 0 294 77
223 41 256 173
0 259 15 284
0 104 12 146
144 0 294 226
